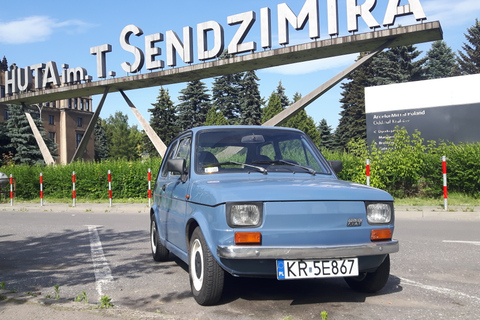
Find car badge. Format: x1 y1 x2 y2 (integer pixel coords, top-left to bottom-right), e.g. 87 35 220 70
347 218 363 227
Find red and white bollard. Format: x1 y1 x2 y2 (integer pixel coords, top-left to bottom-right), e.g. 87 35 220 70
108 170 112 207
366 159 370 186
72 171 76 207
442 156 448 211
40 173 44 206
10 174 13 206
148 168 152 207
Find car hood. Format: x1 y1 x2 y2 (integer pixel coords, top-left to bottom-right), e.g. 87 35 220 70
188 174 393 206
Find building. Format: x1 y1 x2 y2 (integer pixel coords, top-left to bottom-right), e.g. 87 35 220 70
0 70 95 164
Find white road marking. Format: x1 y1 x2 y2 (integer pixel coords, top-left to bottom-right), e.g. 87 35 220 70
400 277 480 304
87 225 114 296
443 240 480 246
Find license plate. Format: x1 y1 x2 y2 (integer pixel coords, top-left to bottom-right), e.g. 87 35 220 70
276 258 359 280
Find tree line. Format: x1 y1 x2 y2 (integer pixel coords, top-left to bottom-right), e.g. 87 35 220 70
1 20 479 165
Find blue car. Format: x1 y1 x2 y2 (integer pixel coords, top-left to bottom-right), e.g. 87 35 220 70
150 126 399 305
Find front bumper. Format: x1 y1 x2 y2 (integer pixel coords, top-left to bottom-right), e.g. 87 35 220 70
217 240 399 260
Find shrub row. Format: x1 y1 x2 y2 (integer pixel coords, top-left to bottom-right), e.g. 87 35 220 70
0 158 162 200
322 128 480 198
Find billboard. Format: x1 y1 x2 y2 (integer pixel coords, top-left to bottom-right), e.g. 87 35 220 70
365 74 480 148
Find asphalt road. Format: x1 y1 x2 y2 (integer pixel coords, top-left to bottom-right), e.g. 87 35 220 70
0 203 479 319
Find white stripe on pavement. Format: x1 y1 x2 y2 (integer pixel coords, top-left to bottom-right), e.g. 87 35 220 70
443 240 480 246
400 277 480 304
87 225 113 296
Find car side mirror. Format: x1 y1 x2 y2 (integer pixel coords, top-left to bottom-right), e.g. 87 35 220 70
329 161 343 174
166 158 188 182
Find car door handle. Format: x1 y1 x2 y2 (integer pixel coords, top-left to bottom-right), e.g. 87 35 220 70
162 184 167 191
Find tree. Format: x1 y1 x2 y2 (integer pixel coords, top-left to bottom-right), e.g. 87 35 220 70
104 112 141 160
1 56 8 71
317 119 335 150
282 92 320 145
262 92 283 123
6 105 56 165
238 71 263 125
425 41 458 79
147 87 180 155
372 45 427 85
204 106 229 126
177 80 211 130
94 118 108 161
336 53 375 149
457 19 480 75
212 73 243 123
275 81 290 109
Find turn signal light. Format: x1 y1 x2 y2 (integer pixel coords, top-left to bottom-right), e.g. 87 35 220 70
371 229 392 241
235 232 261 245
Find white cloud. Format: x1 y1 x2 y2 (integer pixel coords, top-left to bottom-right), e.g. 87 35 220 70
264 53 357 75
423 0 480 27
0 16 93 44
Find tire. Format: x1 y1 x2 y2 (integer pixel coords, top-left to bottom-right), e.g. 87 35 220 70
344 255 390 293
189 227 225 305
150 216 169 262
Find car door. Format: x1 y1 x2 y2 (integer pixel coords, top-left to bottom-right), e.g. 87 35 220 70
158 134 192 252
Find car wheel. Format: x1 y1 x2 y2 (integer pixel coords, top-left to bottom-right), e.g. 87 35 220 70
344 254 390 293
189 227 224 305
150 216 169 262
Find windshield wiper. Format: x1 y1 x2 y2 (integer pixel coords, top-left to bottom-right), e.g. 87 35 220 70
252 160 316 176
203 161 267 175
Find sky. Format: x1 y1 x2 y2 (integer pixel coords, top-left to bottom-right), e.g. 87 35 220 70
1 0 479 130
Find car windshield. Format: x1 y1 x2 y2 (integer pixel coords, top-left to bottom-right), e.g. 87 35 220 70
195 128 331 175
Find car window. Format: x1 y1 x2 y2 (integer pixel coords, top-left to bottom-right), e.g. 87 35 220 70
195 129 330 175
172 136 191 175
161 140 178 177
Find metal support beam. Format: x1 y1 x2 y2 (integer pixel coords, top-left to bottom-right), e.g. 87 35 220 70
22 104 55 165
119 89 168 157
71 87 110 163
262 40 392 127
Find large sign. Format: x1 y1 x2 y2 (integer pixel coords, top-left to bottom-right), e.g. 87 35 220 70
366 74 480 147
4 0 428 96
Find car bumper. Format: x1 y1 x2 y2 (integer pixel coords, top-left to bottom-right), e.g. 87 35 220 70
217 240 399 260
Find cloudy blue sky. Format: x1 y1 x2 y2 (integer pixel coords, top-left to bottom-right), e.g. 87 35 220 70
1 0 479 129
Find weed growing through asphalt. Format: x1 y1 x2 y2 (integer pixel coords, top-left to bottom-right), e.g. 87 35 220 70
0 282 5 290
54 285 60 300
74 291 88 303
98 295 114 308
321 311 328 320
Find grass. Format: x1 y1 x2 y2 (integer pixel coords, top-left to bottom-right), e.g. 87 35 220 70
394 192 480 207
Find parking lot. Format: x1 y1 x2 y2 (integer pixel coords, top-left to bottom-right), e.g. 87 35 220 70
1 202 480 319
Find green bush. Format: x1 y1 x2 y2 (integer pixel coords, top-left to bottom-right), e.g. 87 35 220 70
1 158 162 200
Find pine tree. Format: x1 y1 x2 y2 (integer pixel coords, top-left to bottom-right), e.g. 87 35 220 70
275 81 290 109
1 56 8 71
239 71 263 125
177 80 211 130
317 119 335 150
6 105 51 165
336 53 375 149
372 45 427 85
262 92 283 123
425 41 458 79
212 73 243 123
148 87 180 152
457 19 480 75
94 118 108 161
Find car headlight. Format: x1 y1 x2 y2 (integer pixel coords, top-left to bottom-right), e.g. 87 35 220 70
366 203 393 224
226 202 263 228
